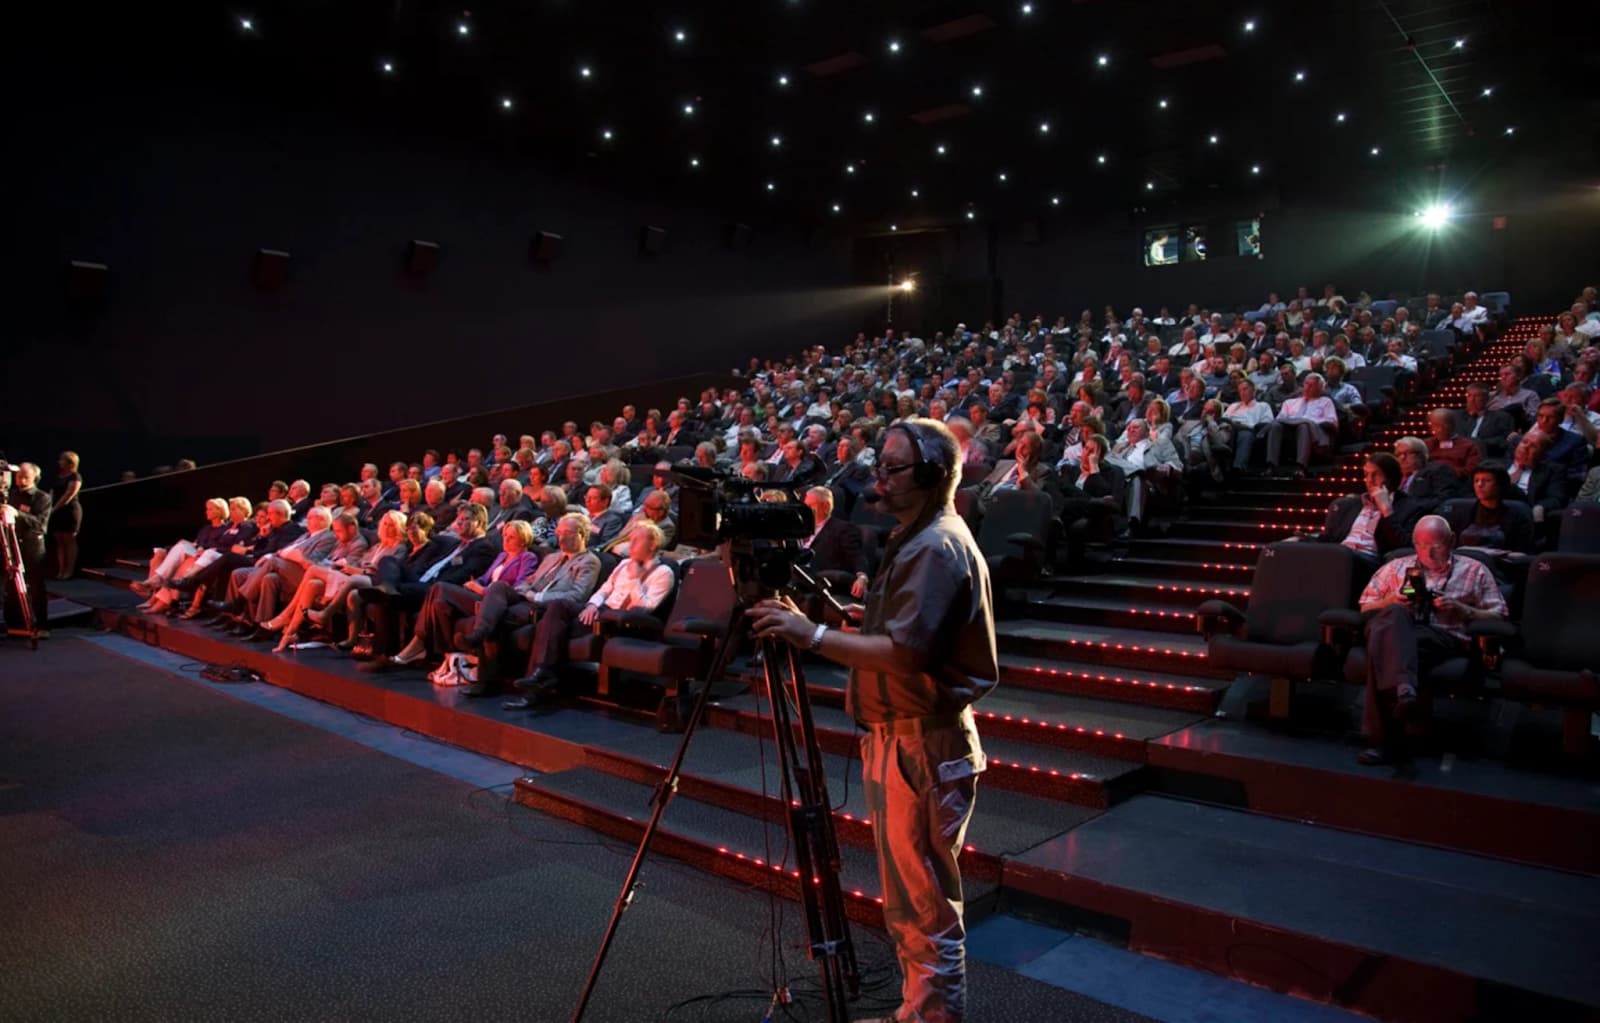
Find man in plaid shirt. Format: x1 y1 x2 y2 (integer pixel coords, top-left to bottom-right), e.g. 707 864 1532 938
1356 515 1508 765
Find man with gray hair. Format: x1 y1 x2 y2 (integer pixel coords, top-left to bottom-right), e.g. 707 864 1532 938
226 504 337 640
1354 515 1507 765
1265 373 1338 477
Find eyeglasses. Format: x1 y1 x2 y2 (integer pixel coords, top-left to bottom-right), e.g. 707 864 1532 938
874 462 916 480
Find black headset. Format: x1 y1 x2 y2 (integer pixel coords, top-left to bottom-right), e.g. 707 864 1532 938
888 422 947 489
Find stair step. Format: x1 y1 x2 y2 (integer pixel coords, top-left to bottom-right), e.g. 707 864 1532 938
998 654 1224 714
997 618 1219 677
1012 594 1200 636
1038 574 1252 608
1123 537 1262 565
1007 794 1600 1021
706 692 1144 808
1163 518 1313 542
1107 557 1257 583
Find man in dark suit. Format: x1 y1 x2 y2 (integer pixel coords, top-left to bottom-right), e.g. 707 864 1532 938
288 480 316 522
661 410 701 449
1 461 52 635
802 487 868 601
485 479 537 531
1456 384 1515 456
1315 453 1414 562
770 441 823 487
352 503 494 655
1144 356 1182 399
1393 438 1465 521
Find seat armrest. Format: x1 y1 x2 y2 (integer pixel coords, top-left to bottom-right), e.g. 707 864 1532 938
1319 606 1365 650
1195 599 1245 639
1006 532 1045 554
1469 617 1516 641
598 608 665 639
680 616 728 638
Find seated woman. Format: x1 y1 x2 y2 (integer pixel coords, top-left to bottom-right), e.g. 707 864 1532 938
383 520 541 669
142 496 258 615
600 460 633 516
134 498 234 599
529 486 569 548
185 503 278 618
1445 462 1535 555
264 509 376 653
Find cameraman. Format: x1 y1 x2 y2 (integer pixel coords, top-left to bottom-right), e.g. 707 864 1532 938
750 418 996 1023
1355 515 1506 766
1 461 53 636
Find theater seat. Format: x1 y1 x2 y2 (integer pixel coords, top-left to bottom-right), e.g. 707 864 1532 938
599 556 737 729
1558 503 1600 554
1197 541 1363 719
976 489 1052 582
1497 553 1600 757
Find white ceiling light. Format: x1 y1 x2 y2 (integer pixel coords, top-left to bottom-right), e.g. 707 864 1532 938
239 17 254 31
910 188 920 198
1481 86 1493 97
1157 98 1169 109
456 21 469 36
862 111 875 123
831 203 841 213
1096 153 1107 164
381 61 394 74
844 163 856 174
1050 196 1061 206
935 144 947 155
1250 164 1261 174
971 84 984 98
1097 54 1109 66
887 39 901 54
1244 19 1256 32
673 29 687 43
600 127 614 140
689 156 700 167
682 102 695 116
770 134 782 147
1335 112 1347 123
766 181 777 192
578 65 592 79
1370 146 1381 156
997 171 1008 182
1145 180 1155 190
1038 121 1050 134
1294 70 1305 82
1208 134 1218 144
776 73 790 87
965 210 976 221
500 97 513 110
1021 2 1033 13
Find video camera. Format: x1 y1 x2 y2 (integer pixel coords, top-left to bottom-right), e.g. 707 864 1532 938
1400 564 1431 623
670 465 812 550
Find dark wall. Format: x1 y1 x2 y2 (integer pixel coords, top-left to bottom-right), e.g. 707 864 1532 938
2 89 869 483
993 168 1599 323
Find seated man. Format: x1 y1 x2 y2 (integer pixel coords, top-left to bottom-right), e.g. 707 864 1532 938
601 488 677 555
1104 418 1181 525
502 521 675 708
1456 383 1515 457
1488 364 1540 429
1505 431 1569 526
1222 378 1275 473
1393 437 1464 518
349 504 491 654
459 512 604 693
801 486 868 601
1317 453 1414 562
1265 373 1338 477
1355 515 1507 765
974 431 1057 513
1424 407 1481 480
583 483 629 548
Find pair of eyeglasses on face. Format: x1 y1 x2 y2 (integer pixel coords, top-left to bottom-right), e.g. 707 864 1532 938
874 462 915 480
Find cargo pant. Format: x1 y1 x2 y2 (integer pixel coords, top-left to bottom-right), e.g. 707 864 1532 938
859 708 985 1023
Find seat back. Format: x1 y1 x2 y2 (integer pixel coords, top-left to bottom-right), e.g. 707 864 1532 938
663 445 696 464
661 556 737 643
1245 541 1360 645
1370 299 1399 320
1479 291 1510 314
975 489 1053 560
1520 553 1600 671
1558 503 1600 554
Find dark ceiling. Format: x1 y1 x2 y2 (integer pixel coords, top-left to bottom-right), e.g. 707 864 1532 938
12 0 1594 235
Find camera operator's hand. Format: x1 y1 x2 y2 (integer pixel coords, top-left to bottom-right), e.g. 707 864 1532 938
747 596 814 647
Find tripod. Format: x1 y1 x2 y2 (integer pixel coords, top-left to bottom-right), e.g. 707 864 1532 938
570 544 861 1023
1 516 39 650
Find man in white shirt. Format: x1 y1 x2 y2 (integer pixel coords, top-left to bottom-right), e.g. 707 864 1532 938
1459 292 1490 328
1223 379 1275 472
1266 373 1339 476
504 522 674 706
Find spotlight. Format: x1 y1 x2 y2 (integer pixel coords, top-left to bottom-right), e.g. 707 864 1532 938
579 65 592 79
935 144 947 155
910 188 920 198
1097 54 1109 66
1050 195 1061 206
844 163 856 175
1208 134 1219 144
1039 120 1050 134
1244 19 1256 32
682 102 695 116
776 73 789 87
689 156 700 168
1021 2 1033 13
1453 38 1465 49
1504 125 1516 135
1335 112 1347 123
889 224 898 232
1294 70 1305 82
971 84 984 98
900 279 915 291
456 21 469 36
965 210 976 220
1096 154 1107 164
500 97 514 110
1481 86 1493 97
1158 98 1168 109
831 203 841 213
887 39 901 54
1418 202 1453 227
239 17 254 31
997 171 1008 182
766 181 777 192
1146 180 1155 190
770 134 782 147
1370 146 1381 156
600 127 614 141
1250 164 1261 174
381 61 394 74
863 111 875 123
673 29 687 43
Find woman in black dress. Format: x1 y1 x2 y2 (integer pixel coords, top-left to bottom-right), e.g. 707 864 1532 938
49 451 83 579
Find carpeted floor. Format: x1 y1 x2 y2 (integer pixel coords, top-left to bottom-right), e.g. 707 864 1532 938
0 633 1151 1023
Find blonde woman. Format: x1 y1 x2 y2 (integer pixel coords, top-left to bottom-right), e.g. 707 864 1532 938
135 498 231 610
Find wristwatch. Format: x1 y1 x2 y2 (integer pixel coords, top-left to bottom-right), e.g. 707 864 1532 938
808 623 828 651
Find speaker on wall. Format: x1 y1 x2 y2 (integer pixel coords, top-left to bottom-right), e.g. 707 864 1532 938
65 260 108 307
639 225 667 259
253 248 290 291
404 239 440 277
529 231 563 265
724 222 751 251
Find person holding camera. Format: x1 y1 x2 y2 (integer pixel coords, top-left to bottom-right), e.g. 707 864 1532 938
749 418 996 1023
1 461 53 636
1354 515 1507 766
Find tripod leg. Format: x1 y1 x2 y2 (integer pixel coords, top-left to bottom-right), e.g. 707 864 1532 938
568 606 747 1023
